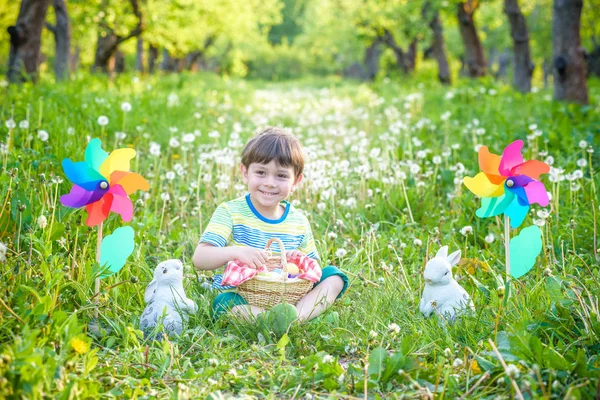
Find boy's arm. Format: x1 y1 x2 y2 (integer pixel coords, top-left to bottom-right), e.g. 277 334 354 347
193 243 269 270
193 243 239 270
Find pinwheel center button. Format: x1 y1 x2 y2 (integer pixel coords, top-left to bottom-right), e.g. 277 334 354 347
506 179 514 188
100 181 108 189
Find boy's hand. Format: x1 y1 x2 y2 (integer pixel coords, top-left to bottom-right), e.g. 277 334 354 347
287 250 306 260
234 247 269 269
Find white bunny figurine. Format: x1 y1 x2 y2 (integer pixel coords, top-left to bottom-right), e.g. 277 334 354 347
140 259 197 337
419 246 475 322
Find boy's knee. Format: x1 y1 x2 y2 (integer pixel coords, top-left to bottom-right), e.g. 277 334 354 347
322 275 345 294
212 292 247 319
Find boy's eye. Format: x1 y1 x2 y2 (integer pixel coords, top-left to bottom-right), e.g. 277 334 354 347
278 174 289 179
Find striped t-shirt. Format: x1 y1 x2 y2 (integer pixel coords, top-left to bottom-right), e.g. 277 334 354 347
200 193 320 261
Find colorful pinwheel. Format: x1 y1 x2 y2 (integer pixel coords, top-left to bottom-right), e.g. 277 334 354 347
60 138 149 227
463 140 550 280
463 140 550 228
59 138 149 310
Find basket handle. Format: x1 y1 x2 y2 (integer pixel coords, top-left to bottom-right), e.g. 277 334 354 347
264 237 288 272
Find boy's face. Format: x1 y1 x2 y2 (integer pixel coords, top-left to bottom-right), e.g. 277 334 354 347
241 161 302 210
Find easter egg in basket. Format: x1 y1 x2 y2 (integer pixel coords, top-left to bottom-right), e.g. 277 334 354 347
285 262 300 275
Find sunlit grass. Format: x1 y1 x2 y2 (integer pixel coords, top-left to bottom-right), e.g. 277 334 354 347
0 72 599 398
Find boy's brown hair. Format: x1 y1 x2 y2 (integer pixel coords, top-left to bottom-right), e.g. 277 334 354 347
241 127 304 177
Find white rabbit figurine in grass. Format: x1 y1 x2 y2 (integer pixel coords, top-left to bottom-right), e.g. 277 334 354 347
140 259 197 337
420 246 475 322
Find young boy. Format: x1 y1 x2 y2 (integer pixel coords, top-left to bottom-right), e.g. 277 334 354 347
193 127 348 322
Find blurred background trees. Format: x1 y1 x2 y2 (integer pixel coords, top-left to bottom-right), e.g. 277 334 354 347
1 0 598 104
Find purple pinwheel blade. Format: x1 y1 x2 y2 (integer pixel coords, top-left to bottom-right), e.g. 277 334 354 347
62 159 106 191
60 185 106 208
524 180 549 207
509 175 533 187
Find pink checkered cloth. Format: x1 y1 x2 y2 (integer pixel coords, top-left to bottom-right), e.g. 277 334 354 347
221 253 322 287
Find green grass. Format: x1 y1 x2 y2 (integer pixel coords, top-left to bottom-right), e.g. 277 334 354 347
0 72 599 399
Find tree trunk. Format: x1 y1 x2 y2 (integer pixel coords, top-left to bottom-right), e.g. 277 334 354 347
364 37 383 80
114 49 125 73
496 48 511 79
160 48 173 71
382 30 414 74
428 10 451 84
456 1 486 77
148 44 157 73
185 35 215 71
587 46 600 77
135 35 144 73
93 31 119 73
406 39 417 72
504 0 534 92
553 0 588 104
7 0 51 83
93 0 143 73
542 58 552 89
46 0 70 81
69 44 79 73
184 51 201 71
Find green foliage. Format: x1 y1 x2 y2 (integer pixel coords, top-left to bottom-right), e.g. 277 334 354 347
0 71 599 397
268 0 305 45
2 0 599 80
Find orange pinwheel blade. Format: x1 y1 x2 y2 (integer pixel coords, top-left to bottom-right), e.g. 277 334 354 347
463 172 505 197
99 148 136 179
110 171 149 195
478 146 504 184
511 160 550 180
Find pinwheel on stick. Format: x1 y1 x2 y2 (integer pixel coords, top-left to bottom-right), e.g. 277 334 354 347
463 140 549 281
60 138 149 313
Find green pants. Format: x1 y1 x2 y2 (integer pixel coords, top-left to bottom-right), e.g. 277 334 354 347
212 265 349 319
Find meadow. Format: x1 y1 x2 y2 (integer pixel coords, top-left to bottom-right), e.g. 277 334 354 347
0 72 599 399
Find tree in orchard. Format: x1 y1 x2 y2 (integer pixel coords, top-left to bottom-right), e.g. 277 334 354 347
423 1 451 84
553 0 588 104
6 0 51 83
45 0 71 81
92 0 143 73
140 0 281 75
456 0 486 77
504 0 534 92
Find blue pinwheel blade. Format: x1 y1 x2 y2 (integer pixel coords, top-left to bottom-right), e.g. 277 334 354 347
99 226 135 278
509 225 542 278
62 159 106 191
507 185 529 207
85 138 109 171
504 194 529 228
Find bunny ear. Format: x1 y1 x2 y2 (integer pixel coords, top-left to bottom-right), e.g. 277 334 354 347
144 278 158 303
436 246 449 258
448 250 461 267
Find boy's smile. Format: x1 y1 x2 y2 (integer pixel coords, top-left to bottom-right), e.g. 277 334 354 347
241 160 302 219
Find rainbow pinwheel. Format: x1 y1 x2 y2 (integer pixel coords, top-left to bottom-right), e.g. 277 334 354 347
60 138 149 227
463 140 550 229
463 139 550 279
